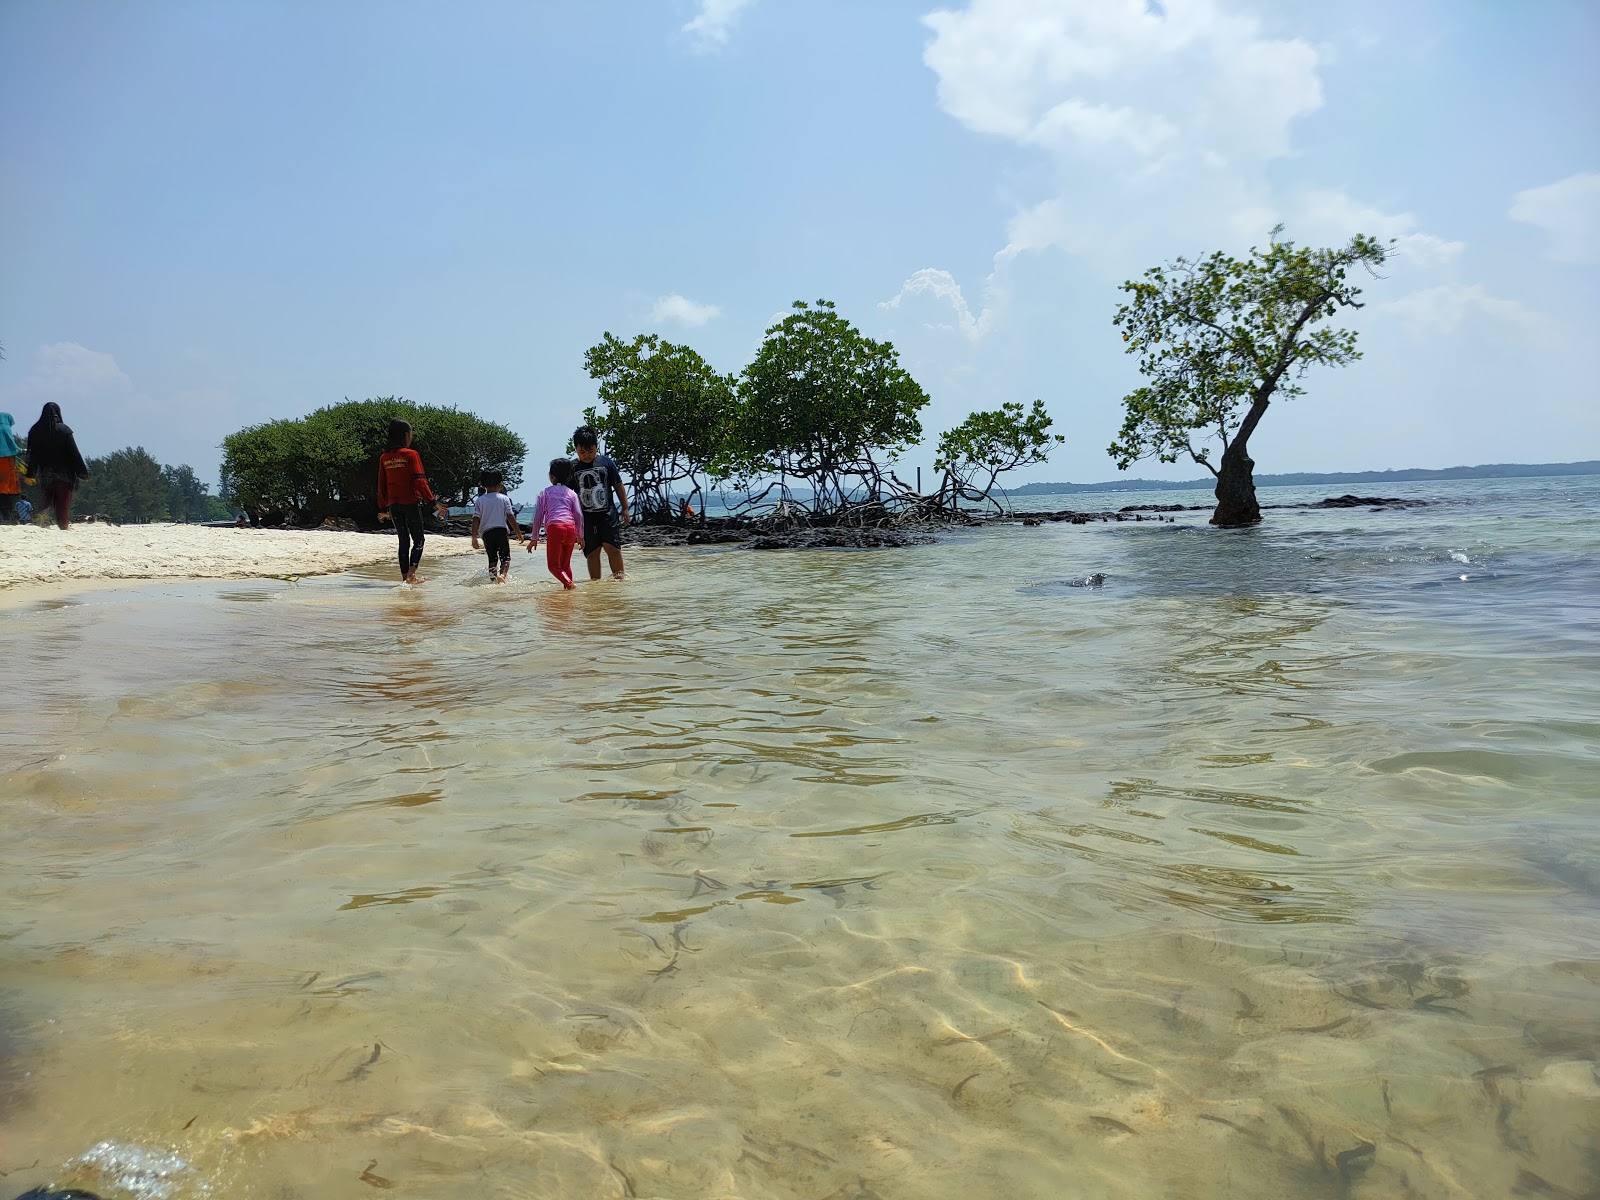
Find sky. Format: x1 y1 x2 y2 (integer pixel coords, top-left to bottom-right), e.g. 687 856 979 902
1 0 1597 491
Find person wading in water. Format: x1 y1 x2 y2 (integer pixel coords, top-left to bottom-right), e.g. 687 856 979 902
376 419 447 584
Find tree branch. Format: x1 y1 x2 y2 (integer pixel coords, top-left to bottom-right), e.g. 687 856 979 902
1186 439 1219 477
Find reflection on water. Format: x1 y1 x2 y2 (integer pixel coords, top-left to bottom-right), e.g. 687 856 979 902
3 477 1600 1198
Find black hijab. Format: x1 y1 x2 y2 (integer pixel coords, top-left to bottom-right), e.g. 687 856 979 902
25 402 89 480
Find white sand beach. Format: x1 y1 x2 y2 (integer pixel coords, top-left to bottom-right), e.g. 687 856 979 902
0 521 479 591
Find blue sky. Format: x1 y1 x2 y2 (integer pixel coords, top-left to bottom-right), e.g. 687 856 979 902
2 0 1596 491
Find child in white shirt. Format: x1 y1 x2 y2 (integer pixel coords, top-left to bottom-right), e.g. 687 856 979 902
471 469 522 582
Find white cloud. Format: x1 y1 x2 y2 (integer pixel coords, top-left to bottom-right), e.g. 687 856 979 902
1294 188 1463 266
994 175 1279 272
1025 99 1178 158
923 0 1322 167
682 0 757 52
650 293 722 327
880 268 997 341
917 0 1482 343
1376 284 1537 335
1510 172 1600 264
919 0 1330 271
14 341 137 400
0 343 236 478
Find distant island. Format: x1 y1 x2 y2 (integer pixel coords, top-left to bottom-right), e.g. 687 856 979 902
1007 460 1600 496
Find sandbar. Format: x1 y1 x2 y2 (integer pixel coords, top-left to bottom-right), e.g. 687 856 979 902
0 522 479 595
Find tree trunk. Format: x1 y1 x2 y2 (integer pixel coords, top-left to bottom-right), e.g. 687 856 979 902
1211 443 1261 527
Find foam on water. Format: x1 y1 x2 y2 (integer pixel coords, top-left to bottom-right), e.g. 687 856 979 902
66 1141 198 1200
2 474 1598 1198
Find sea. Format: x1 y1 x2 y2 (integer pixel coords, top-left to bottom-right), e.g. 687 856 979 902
2 474 1597 1199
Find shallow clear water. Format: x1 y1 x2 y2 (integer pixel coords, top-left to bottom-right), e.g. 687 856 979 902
3 476 1598 1199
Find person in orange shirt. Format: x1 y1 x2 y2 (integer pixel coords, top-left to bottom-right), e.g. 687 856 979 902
376 419 447 584
0 412 23 524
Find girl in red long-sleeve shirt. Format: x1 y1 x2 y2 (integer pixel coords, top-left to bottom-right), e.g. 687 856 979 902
377 419 446 583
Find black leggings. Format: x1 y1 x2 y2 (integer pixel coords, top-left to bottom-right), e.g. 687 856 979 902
394 502 425 578
482 527 511 573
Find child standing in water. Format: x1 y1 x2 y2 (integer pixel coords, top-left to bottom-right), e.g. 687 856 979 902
376 419 447 584
525 458 584 588
571 425 629 580
470 469 522 583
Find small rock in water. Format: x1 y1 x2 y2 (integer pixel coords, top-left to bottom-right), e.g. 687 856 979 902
1311 494 1430 509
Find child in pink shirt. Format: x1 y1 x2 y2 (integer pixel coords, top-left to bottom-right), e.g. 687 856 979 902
526 457 585 588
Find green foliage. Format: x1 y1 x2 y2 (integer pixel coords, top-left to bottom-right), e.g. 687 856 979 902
75 447 169 522
577 302 1061 524
162 463 231 522
934 400 1063 511
736 299 929 514
1108 228 1389 476
220 398 526 524
218 419 317 515
66 448 228 523
582 332 738 520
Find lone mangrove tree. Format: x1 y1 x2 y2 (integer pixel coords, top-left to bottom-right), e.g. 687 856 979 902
1109 227 1389 526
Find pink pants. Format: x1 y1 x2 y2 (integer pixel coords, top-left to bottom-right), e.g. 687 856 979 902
544 521 578 588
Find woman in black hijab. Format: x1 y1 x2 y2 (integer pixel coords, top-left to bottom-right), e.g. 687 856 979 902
25 403 90 529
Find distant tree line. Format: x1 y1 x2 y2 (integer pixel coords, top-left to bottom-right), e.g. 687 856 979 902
583 299 1063 524
1010 460 1600 496
20 446 232 524
220 398 526 527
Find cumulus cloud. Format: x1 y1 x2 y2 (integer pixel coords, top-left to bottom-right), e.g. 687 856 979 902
918 0 1335 276
914 0 1473 345
880 268 997 341
923 0 1323 167
683 0 757 52
1294 189 1463 266
0 342 236 476
650 293 722 327
12 341 137 401
1510 172 1600 264
1376 284 1537 335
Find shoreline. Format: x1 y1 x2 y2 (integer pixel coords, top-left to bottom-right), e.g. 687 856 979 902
0 490 1429 606
0 522 481 600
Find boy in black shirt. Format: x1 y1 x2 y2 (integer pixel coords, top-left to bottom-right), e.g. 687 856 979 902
571 425 630 580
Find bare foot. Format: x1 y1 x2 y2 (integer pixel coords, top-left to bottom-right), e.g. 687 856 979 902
406 572 426 585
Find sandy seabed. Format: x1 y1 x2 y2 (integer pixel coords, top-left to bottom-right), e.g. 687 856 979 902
0 521 479 592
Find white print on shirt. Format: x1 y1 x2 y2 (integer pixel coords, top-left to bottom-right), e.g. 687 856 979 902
575 464 611 511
